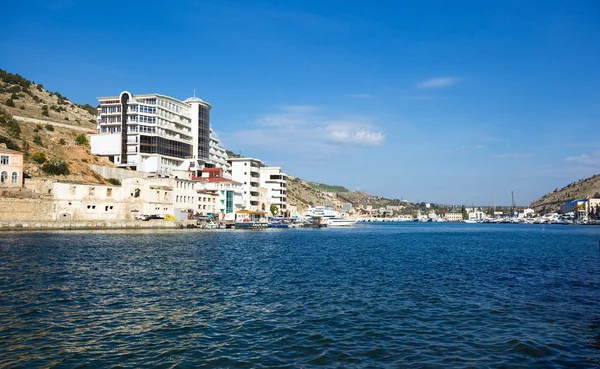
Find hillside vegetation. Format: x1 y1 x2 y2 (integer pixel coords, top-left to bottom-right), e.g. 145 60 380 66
530 175 600 213
0 69 112 184
307 182 349 193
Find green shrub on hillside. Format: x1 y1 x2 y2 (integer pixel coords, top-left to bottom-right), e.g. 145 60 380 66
75 134 88 145
42 158 69 175
78 103 98 116
0 108 21 138
45 124 54 131
7 85 21 93
59 138 66 145
32 151 47 164
0 69 32 89
0 136 20 151
108 178 121 186
36 84 43 91
33 135 43 146
19 105 25 110
5 98 15 107
10 93 19 100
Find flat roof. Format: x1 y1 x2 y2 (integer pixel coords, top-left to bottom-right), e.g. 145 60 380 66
0 147 23 155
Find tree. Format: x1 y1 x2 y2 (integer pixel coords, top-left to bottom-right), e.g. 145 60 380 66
461 205 467 220
33 135 42 146
270 204 279 216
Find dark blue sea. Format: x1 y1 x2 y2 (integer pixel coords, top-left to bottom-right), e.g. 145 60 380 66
1 223 600 368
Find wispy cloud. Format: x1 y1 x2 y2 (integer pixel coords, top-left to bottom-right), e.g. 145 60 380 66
417 77 461 89
345 93 371 98
494 153 532 159
563 152 600 166
222 105 386 159
475 144 486 149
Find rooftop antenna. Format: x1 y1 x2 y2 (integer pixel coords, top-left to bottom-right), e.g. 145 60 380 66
193 89 196 97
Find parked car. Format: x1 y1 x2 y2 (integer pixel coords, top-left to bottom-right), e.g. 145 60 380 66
140 214 164 221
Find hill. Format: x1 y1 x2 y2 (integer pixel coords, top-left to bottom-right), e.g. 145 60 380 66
529 174 600 213
0 69 113 184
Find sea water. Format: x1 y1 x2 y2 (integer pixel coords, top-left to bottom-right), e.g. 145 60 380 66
1 223 599 367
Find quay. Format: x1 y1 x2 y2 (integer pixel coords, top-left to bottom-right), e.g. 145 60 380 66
0 220 198 232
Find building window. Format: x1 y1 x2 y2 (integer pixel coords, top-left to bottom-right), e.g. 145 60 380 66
89 187 95 196
70 186 76 195
11 172 17 184
0 155 8 165
0 171 7 183
107 188 112 197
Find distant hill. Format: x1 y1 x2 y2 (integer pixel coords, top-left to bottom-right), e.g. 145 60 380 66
307 182 348 193
530 174 600 213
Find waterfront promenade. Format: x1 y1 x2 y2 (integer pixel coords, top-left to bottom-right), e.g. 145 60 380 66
0 219 198 231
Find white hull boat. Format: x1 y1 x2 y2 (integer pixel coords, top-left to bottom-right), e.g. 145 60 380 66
328 218 356 227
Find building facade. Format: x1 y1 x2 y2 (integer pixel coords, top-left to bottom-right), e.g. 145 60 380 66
90 92 211 174
0 146 23 188
259 166 287 214
208 129 231 177
229 157 262 211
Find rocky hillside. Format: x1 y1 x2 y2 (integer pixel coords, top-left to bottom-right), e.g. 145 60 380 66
530 174 600 213
0 69 112 184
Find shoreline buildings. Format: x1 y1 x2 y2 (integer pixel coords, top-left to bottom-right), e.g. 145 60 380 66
82 91 287 221
90 92 213 174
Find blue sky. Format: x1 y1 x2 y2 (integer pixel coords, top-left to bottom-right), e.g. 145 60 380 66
1 0 599 205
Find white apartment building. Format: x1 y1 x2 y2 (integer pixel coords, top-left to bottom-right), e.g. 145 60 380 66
229 157 263 211
90 91 211 174
259 166 287 214
209 128 231 177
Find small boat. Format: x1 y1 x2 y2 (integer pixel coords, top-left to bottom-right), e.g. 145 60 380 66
462 219 477 224
327 217 357 227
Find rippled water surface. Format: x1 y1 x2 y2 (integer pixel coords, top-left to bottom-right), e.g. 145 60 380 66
1 223 600 368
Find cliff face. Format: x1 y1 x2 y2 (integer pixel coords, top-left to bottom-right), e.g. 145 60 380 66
529 174 600 213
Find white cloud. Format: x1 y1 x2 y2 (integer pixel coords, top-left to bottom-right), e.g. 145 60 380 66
324 122 386 146
222 105 386 159
417 77 461 89
476 144 486 149
564 152 600 166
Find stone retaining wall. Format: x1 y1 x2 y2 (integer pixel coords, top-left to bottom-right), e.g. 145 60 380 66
0 197 54 221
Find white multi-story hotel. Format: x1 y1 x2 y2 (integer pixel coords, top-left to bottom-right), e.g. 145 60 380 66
209 128 231 177
229 157 263 211
259 166 287 214
90 91 211 174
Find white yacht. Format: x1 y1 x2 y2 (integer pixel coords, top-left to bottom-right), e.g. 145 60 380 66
303 206 356 227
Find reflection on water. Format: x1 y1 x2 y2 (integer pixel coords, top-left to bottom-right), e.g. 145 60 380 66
1 224 599 367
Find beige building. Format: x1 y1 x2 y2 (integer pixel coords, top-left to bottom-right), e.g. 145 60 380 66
444 212 463 222
0 146 24 188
